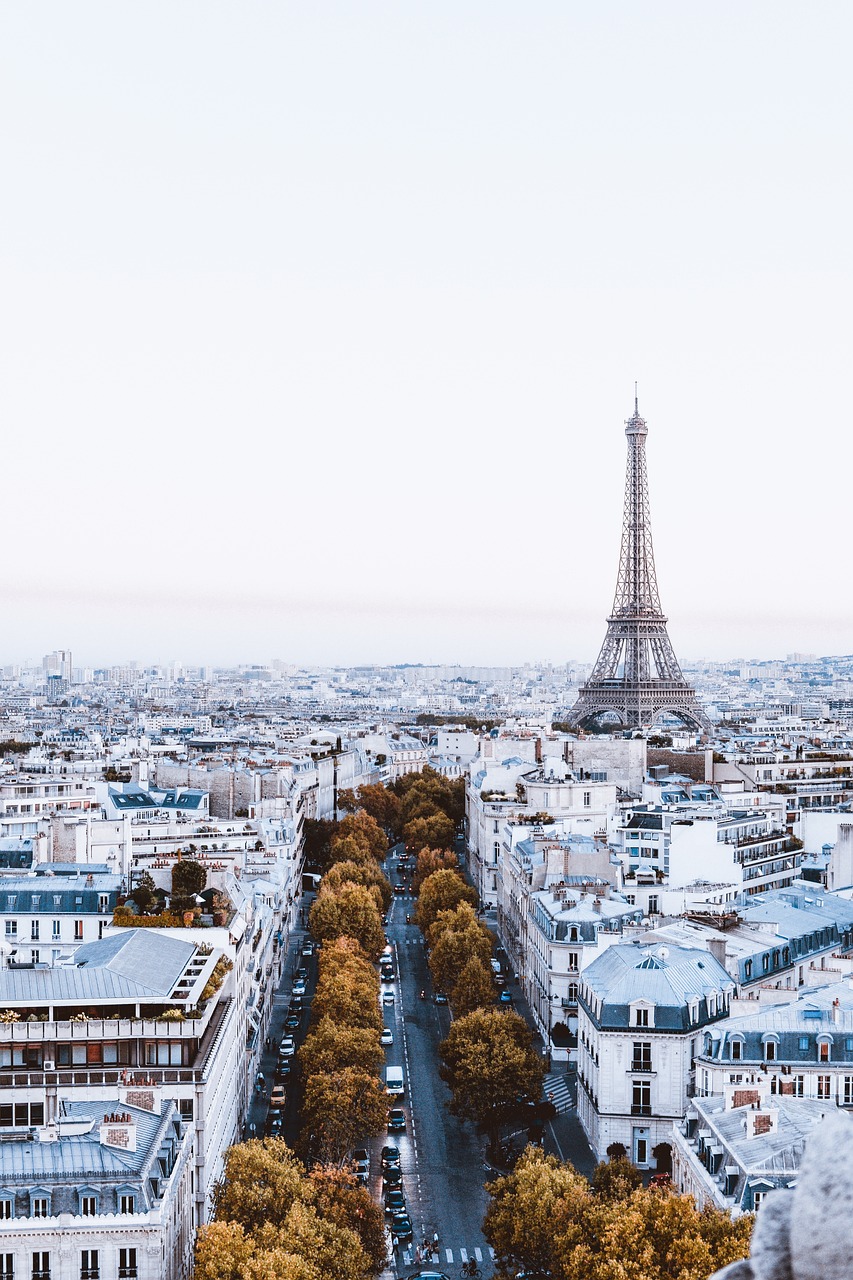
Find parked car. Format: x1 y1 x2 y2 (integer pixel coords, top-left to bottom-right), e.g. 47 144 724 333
275 1060 291 1080
382 991 395 1006
284 1013 301 1030
384 1188 406 1217
267 1115 284 1138
270 1084 286 1108
302 940 314 957
499 989 513 1006
381 1145 400 1169
390 1211 413 1241
433 992 448 1005
406 1274 450 1280
351 1147 370 1184
380 1028 394 1046
382 1166 402 1191
279 1036 295 1057
292 979 307 997
387 1107 406 1132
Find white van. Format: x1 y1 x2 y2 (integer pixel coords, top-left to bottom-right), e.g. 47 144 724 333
385 1065 404 1097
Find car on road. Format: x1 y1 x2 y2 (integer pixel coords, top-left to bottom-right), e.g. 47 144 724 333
292 979 307 997
380 1028 394 1046
267 1115 284 1137
393 884 406 894
390 1211 413 1241
433 992 448 1005
384 1188 406 1217
301 940 314 957
382 991 395 1006
387 1107 406 1132
270 1084 286 1108
380 966 395 982
279 1036 295 1057
381 1145 400 1169
407 1274 450 1280
499 989 513 1006
284 1013 301 1030
276 1060 291 1080
382 1166 402 1191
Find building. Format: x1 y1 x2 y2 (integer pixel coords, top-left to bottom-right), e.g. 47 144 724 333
671 1078 830 1214
577 942 734 1168
0 868 122 965
0 1090 193 1280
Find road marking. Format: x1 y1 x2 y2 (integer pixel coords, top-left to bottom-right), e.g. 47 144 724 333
445 1249 453 1264
460 1248 468 1263
475 1248 483 1261
548 1118 566 1162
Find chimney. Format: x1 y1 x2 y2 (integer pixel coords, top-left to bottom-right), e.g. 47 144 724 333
832 997 841 1024
707 938 727 968
535 737 543 764
99 1111 137 1152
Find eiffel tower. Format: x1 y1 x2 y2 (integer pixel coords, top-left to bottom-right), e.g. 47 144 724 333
568 393 711 735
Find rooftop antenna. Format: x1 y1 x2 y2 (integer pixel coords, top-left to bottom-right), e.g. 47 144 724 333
634 380 639 416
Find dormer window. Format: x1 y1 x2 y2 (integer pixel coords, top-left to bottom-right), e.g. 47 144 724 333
818 1036 832 1063
631 1001 654 1028
29 1189 50 1218
730 1039 743 1061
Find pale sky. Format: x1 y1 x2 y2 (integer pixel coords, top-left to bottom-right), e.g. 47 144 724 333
1 2 851 668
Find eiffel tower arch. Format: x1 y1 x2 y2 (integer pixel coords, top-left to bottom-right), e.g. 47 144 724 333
568 395 711 736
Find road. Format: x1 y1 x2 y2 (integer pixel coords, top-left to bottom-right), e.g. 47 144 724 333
377 848 494 1278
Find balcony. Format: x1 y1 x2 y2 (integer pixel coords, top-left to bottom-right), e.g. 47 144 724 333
630 1062 654 1073
630 1104 652 1117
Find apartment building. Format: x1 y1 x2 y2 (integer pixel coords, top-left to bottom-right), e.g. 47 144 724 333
0 868 121 964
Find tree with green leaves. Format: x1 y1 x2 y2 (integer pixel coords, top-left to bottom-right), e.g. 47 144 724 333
414 867 478 933
172 857 206 898
129 870 157 914
439 1008 544 1155
591 1155 643 1200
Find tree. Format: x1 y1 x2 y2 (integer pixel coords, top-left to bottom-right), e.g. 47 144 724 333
355 784 402 839
172 858 207 899
211 1139 308 1232
299 1017 384 1079
333 812 387 862
309 884 385 962
308 1167 387 1275
484 1146 753 1280
130 870 157 914
300 1067 389 1164
403 811 455 855
304 818 339 873
322 860 392 914
312 941 381 1034
325 836 378 870
427 902 494 997
439 1009 544 1154
411 847 459 894
336 789 360 814
415 868 477 933
451 955 496 1018
591 1156 643 1200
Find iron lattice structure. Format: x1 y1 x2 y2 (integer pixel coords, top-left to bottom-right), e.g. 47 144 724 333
568 397 711 735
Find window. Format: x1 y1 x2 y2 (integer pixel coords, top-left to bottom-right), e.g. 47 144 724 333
632 1041 652 1071
80 1195 97 1216
0 1199 11 1220
799 1037 809 1052
819 1040 831 1063
744 960 752 979
32 1253 50 1280
635 1007 649 1027
843 1076 853 1105
74 921 84 941
817 1074 832 1099
794 1075 805 1097
631 1079 651 1116
762 955 769 972
1 1255 13 1280
52 921 60 940
567 983 578 1005
764 1040 777 1062
118 1248 137 1279
80 1251 99 1280
119 1194 135 1214
30 921 39 941
568 952 579 972
583 791 591 808
5 921 16 938
731 1040 742 1060
30 950 39 965
32 1196 50 1218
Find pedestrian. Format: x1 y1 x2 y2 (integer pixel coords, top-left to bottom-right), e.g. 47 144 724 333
415 1246 422 1266
433 1230 439 1253
392 1235 399 1255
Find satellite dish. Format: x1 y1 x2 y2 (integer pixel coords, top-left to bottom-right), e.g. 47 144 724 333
657 946 669 959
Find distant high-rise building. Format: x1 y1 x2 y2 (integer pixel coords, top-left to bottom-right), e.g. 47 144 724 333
43 648 72 684
568 396 711 735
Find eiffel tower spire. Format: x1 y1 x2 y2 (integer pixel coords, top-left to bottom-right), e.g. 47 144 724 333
568 395 711 735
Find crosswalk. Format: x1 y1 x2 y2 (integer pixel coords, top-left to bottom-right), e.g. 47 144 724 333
543 1071 574 1114
397 1244 495 1268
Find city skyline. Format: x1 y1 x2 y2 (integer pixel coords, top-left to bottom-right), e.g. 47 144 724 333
2 4 852 665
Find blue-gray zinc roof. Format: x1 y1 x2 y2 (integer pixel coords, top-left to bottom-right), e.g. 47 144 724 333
582 944 733 1032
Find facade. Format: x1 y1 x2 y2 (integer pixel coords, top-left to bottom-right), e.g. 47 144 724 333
696 982 853 1108
0 1091 194 1280
0 929 243 1228
0 870 122 966
577 942 734 1167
